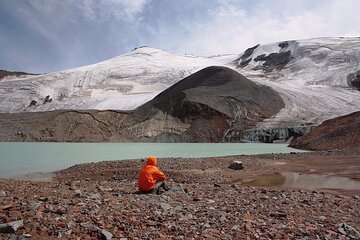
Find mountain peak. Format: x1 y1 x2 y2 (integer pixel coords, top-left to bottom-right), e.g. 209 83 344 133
129 46 168 55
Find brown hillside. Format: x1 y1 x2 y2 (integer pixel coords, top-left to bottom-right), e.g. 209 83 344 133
289 111 360 150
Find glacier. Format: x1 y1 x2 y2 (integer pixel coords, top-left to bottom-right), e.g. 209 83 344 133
0 38 359 131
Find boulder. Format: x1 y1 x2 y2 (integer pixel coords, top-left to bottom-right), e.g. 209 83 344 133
101 229 113 240
338 223 360 239
229 161 244 170
0 220 24 233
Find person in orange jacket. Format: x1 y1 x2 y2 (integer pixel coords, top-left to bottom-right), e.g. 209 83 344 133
138 156 170 194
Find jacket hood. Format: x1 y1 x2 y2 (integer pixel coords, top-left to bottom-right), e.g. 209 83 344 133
146 156 157 166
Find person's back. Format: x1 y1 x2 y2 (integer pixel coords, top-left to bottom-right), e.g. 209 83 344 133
138 156 169 194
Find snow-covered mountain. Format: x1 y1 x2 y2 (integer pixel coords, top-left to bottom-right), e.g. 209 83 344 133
0 47 235 112
234 37 360 129
0 37 359 131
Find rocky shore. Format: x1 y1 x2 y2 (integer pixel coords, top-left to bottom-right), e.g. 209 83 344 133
1 150 359 239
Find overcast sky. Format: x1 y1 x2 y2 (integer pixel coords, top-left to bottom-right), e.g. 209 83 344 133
1 0 359 73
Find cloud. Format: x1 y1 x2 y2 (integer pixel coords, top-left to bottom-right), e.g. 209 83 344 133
1 0 360 72
169 0 360 54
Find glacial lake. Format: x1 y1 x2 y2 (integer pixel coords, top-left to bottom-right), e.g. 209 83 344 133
0 142 305 178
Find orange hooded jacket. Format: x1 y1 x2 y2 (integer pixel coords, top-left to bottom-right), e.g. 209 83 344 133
138 156 166 191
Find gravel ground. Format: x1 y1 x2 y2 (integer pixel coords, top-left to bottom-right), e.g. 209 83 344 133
0 150 359 239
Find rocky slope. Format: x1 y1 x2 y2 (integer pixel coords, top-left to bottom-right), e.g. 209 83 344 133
0 151 359 239
289 111 360 150
0 67 284 142
0 110 130 142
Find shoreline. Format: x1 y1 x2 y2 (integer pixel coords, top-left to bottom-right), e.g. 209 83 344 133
0 142 307 181
1 150 359 239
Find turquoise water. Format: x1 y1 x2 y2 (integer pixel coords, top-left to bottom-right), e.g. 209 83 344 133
0 142 304 178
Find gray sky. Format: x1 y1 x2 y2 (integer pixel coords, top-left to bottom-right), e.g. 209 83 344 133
1 0 359 73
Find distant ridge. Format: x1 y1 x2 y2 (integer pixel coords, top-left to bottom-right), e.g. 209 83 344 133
0 69 38 80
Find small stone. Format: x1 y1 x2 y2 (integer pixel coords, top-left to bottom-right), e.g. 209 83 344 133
160 203 172 212
22 233 31 238
231 225 239 230
229 161 244 170
193 197 201 201
101 229 113 240
89 192 102 200
219 215 227 223
50 206 67 215
270 212 287 219
203 223 211 228
38 197 48 202
74 189 82 197
67 221 77 229
0 191 6 197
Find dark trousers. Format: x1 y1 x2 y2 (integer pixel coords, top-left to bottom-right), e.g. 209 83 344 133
141 181 169 194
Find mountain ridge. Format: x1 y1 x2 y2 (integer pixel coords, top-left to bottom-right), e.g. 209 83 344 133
0 66 284 142
0 37 359 138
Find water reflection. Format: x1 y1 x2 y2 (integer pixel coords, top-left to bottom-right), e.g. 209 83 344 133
237 172 360 190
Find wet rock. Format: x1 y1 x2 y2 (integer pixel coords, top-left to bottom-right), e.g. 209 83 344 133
0 220 24 233
229 161 244 170
338 223 360 239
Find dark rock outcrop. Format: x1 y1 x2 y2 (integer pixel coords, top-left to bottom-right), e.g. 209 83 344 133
0 110 132 142
253 51 292 72
347 70 360 90
289 111 360 150
235 41 295 72
0 69 38 80
234 44 259 68
130 66 284 142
